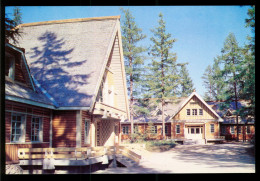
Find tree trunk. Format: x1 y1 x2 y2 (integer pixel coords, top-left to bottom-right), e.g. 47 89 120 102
162 99 165 140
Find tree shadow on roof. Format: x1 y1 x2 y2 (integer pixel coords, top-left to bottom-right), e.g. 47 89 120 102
28 31 93 107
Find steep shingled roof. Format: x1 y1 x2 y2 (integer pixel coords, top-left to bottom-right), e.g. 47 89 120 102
15 16 120 108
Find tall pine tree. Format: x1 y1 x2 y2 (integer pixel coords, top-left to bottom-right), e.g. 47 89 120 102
146 13 178 139
219 33 243 141
120 8 147 135
179 63 194 97
237 5 255 120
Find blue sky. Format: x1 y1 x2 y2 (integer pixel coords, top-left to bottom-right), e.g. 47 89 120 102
5 6 252 97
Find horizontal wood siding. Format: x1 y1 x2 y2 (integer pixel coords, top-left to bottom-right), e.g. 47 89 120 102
220 124 255 141
5 100 51 162
173 96 218 120
52 110 77 147
109 34 126 112
121 123 172 141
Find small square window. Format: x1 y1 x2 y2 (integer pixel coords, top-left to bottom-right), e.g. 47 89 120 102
192 109 197 115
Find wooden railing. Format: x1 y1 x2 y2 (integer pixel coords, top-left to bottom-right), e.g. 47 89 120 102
17 146 141 163
6 144 19 164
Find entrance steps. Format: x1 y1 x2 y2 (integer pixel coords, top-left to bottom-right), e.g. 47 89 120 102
184 139 206 145
115 155 139 168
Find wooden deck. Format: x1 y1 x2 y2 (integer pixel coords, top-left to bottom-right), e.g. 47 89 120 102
17 146 141 169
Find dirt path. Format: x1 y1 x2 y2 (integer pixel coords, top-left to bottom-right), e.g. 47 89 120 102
93 143 255 174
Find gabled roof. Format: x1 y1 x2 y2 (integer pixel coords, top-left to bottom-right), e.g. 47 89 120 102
15 16 121 109
122 92 223 124
170 92 223 121
5 43 56 109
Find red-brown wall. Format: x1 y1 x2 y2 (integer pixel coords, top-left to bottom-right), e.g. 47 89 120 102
52 110 77 147
5 100 51 163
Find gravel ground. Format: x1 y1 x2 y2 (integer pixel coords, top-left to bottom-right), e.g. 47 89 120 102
93 142 255 174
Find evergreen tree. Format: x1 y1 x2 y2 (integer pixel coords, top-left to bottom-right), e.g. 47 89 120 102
202 58 227 101
120 8 147 135
219 33 243 141
13 6 23 26
179 63 194 97
146 13 178 139
202 65 215 101
5 14 21 44
237 5 255 120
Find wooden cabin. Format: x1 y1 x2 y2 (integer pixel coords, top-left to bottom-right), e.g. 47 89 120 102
5 16 130 165
121 91 224 144
207 101 255 142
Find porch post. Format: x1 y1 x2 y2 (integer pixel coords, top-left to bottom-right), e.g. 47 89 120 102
76 110 82 148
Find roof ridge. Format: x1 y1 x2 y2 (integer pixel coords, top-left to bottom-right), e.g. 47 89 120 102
19 15 121 27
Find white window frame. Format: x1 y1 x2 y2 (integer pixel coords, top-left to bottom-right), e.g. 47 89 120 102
10 113 26 143
199 109 203 116
84 118 91 144
122 126 129 135
5 52 15 80
230 126 235 134
186 109 190 116
192 109 197 115
154 125 157 134
31 117 43 142
176 125 180 134
210 124 215 133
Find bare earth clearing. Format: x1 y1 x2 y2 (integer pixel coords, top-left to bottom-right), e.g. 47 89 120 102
94 142 255 174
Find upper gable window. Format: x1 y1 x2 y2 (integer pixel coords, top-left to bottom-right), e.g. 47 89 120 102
192 109 197 115
5 53 15 80
186 109 190 116
199 109 203 115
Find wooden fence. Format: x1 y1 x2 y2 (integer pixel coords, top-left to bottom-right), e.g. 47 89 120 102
5 144 19 164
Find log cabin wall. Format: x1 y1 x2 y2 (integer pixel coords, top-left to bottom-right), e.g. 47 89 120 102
5 100 51 163
220 124 255 141
52 110 77 147
120 122 172 141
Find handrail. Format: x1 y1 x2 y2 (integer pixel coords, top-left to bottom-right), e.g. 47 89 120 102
18 146 141 163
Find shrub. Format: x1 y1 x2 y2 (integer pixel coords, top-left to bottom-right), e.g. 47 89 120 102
145 140 176 152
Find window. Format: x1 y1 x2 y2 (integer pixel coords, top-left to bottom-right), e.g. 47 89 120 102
85 119 90 144
154 125 157 134
247 126 251 134
210 124 215 133
5 53 15 80
199 109 203 115
230 126 235 134
122 126 129 135
191 128 195 134
134 126 139 134
186 109 190 116
11 114 25 142
238 126 241 134
176 125 180 134
192 109 197 115
31 117 42 142
162 125 168 134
